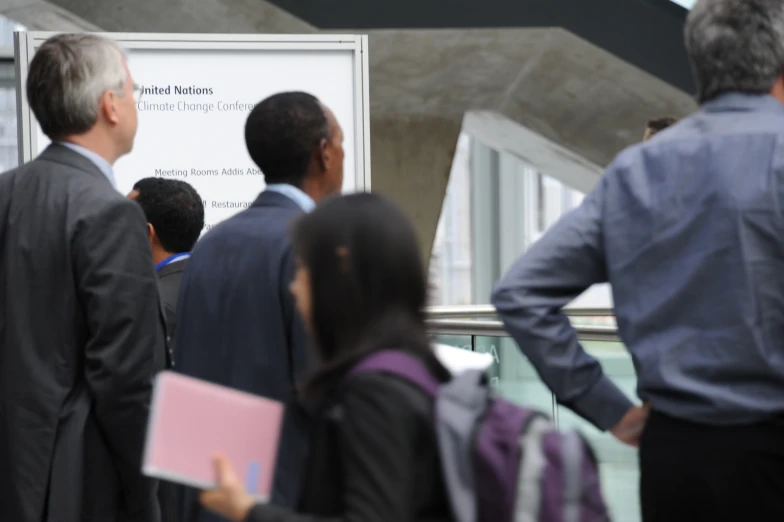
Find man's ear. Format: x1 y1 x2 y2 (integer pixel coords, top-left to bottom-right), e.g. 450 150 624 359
146 222 156 244
317 138 331 172
770 74 784 105
100 90 121 125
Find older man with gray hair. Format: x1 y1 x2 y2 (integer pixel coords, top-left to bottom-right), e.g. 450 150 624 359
0 34 165 522
492 0 784 520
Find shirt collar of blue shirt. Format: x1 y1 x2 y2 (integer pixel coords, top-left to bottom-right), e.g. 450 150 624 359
265 183 316 213
57 141 117 188
156 252 191 271
702 92 784 115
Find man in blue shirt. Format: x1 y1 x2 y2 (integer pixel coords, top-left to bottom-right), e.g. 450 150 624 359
175 92 344 522
493 1 784 520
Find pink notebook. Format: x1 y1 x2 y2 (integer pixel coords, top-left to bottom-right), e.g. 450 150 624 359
143 371 284 501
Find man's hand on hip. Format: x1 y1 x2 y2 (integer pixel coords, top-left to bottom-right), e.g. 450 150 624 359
611 404 650 447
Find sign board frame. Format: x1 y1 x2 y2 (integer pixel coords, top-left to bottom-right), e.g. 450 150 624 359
13 31 371 191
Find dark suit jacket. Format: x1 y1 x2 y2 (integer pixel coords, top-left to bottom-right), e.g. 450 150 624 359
175 190 311 522
0 144 166 522
157 258 187 522
158 258 187 353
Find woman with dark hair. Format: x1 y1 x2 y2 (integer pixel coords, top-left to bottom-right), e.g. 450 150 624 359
200 193 454 522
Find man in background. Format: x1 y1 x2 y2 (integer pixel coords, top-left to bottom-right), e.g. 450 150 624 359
176 91 344 521
0 34 164 522
129 177 205 349
642 116 677 141
128 176 204 522
493 0 784 520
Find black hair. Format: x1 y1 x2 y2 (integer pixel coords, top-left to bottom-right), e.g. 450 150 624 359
132 177 205 254
244 91 330 187
292 193 450 400
646 117 678 133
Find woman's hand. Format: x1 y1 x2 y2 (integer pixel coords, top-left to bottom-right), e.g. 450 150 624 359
199 456 257 522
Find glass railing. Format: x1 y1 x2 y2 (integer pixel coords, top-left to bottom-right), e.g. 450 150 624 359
425 307 638 522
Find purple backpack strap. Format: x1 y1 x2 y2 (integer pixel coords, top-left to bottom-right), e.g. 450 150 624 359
347 350 440 397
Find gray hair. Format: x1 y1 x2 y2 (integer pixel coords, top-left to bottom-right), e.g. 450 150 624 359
26 33 128 140
685 0 784 103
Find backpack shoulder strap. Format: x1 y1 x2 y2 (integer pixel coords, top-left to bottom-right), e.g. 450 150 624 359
433 369 489 522
348 350 440 397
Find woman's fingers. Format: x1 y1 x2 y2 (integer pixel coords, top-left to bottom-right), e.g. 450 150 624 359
215 455 237 486
199 489 219 507
199 456 256 522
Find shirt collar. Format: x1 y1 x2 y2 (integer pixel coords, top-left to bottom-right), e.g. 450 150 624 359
265 183 316 212
57 141 117 188
702 92 784 115
156 252 191 271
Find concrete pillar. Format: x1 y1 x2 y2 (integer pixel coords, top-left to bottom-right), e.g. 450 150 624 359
370 114 461 264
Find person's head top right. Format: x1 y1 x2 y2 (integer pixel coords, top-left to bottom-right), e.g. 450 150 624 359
686 0 784 105
26 33 139 164
244 92 344 204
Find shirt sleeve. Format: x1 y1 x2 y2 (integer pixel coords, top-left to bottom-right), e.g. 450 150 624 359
244 377 421 522
491 174 633 431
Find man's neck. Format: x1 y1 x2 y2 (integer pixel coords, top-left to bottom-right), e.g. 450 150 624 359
301 177 330 204
152 249 174 267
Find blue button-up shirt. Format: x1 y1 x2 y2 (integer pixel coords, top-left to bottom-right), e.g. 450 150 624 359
265 183 315 213
493 93 784 431
57 141 116 188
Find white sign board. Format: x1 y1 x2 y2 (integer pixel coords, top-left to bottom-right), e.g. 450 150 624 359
15 32 370 231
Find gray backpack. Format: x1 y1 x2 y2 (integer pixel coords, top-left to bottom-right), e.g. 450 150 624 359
349 350 611 522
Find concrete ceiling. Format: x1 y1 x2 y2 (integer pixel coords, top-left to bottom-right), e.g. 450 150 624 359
366 27 696 166
1 0 315 33
1 0 99 31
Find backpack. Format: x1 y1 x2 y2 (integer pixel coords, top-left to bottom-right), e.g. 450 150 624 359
348 350 611 522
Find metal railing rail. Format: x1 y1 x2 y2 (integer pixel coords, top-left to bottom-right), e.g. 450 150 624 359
425 305 615 319
425 318 620 343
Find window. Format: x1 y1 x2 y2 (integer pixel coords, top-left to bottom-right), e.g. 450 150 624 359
430 133 473 306
0 15 23 172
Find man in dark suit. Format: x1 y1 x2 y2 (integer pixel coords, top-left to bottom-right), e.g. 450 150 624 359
129 177 204 522
129 177 205 348
0 34 165 522
175 92 344 521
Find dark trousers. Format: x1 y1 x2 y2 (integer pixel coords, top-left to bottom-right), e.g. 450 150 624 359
158 479 179 522
640 410 784 522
